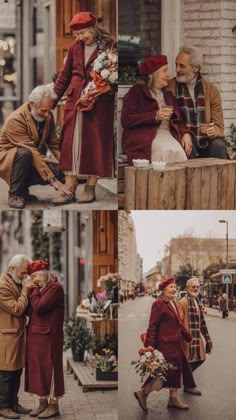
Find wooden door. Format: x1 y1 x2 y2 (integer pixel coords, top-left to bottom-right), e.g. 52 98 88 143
56 0 117 71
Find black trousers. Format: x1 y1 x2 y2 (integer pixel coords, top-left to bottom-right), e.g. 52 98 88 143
9 147 63 198
191 137 228 159
0 369 22 409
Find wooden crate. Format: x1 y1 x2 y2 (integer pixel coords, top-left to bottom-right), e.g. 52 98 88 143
118 161 129 209
123 158 236 210
67 357 118 392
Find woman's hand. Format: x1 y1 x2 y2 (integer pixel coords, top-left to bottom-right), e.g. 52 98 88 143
51 179 72 195
155 107 173 121
181 133 192 156
90 84 112 97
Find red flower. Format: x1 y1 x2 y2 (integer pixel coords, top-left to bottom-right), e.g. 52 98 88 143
145 346 155 352
138 348 145 356
140 333 146 344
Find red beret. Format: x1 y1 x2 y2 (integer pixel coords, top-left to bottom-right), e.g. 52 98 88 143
69 12 97 31
29 260 48 275
158 277 175 291
139 55 168 75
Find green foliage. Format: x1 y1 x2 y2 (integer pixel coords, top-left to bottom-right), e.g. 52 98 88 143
175 264 199 290
118 65 138 85
95 333 118 358
64 314 95 354
31 211 49 263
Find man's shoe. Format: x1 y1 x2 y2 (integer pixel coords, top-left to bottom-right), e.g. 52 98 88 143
8 196 25 209
167 397 189 410
0 408 20 419
52 193 76 206
79 184 96 204
134 390 148 412
38 403 59 419
30 400 48 417
12 403 31 415
24 194 39 202
184 387 202 395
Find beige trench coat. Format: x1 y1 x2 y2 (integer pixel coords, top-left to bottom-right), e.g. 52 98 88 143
177 296 206 362
168 76 224 138
0 273 29 370
0 103 60 185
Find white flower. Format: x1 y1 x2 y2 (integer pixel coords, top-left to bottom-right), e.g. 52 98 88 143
101 69 110 79
108 72 118 84
93 62 103 72
145 352 152 358
140 356 146 364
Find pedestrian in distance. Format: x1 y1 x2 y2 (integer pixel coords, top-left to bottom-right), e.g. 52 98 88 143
177 277 213 395
0 254 33 419
219 293 228 318
134 277 196 413
0 85 71 209
168 45 227 159
25 260 65 419
52 11 117 205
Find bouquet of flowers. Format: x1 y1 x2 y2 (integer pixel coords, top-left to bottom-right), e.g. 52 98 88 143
77 43 118 112
95 348 117 372
131 346 175 383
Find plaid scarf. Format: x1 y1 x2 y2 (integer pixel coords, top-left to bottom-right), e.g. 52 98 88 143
188 295 212 361
176 74 208 152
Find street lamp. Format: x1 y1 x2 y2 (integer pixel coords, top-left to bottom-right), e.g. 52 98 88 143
219 219 229 308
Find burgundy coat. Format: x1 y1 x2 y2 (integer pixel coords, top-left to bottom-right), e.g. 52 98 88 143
25 279 65 397
121 84 190 165
145 296 196 388
53 38 115 177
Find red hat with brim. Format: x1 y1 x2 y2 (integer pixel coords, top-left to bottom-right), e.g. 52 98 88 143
69 12 97 31
139 55 168 75
158 277 175 291
29 260 48 275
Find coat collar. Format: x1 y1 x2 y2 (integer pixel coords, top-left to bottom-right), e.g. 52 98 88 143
159 295 181 323
4 273 21 297
23 103 52 145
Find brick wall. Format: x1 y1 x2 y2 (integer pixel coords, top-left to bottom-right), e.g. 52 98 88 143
182 0 236 134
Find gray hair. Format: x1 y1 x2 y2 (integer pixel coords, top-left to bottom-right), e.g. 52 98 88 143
28 85 57 107
8 254 32 270
186 277 200 288
178 45 203 68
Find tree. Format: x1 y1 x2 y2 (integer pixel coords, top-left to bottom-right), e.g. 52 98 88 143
174 264 199 290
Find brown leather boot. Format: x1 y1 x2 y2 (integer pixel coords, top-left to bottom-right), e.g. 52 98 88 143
0 408 20 419
52 192 76 206
38 403 59 419
79 184 96 203
134 389 148 412
30 400 48 417
167 397 189 410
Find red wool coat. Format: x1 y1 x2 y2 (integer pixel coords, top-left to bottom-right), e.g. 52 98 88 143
53 38 115 177
145 296 196 388
121 84 190 164
25 279 65 397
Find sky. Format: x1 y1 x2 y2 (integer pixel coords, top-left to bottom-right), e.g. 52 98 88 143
131 211 236 272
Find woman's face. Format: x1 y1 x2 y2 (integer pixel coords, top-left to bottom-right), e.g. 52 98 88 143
164 283 177 299
75 28 96 45
31 272 46 288
152 64 170 88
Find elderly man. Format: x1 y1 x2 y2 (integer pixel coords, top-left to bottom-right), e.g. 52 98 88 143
0 85 71 209
177 277 213 396
168 45 227 159
0 254 34 419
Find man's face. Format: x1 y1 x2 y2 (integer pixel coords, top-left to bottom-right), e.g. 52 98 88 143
11 261 29 282
187 280 200 298
30 96 54 122
175 52 199 83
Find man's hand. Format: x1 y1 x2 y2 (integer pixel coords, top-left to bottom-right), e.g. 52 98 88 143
181 133 192 156
23 280 36 289
51 179 72 195
206 123 215 138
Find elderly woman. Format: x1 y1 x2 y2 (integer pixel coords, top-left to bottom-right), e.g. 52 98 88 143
52 11 117 205
25 260 64 419
134 278 196 413
121 55 192 164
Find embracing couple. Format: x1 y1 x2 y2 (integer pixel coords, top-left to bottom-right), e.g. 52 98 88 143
0 255 64 419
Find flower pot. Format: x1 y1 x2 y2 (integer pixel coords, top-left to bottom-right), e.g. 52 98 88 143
72 349 84 362
96 367 118 381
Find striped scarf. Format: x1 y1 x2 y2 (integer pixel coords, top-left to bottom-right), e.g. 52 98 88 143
188 295 212 361
176 74 208 153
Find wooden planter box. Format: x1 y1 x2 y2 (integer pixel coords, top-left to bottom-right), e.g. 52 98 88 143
96 368 118 381
123 158 236 210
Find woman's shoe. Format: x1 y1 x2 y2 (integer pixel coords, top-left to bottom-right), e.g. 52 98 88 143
38 403 59 419
30 400 48 417
79 184 96 203
134 389 148 412
167 397 189 410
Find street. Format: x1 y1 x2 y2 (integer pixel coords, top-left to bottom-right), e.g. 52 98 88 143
18 355 118 420
118 296 236 420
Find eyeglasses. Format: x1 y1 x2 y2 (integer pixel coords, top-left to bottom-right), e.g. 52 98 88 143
190 286 200 289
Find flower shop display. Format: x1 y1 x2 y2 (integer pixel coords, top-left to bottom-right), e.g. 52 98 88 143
64 314 95 362
77 41 118 111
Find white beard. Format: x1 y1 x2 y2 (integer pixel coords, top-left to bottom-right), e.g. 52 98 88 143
11 272 22 285
30 106 45 122
188 291 199 299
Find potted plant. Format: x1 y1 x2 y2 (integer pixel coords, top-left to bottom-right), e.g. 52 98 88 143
64 314 95 362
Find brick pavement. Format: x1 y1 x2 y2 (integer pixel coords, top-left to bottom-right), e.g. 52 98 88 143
0 178 117 211
18 358 118 420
